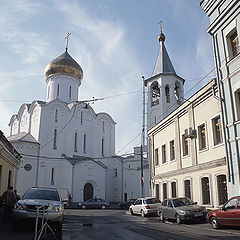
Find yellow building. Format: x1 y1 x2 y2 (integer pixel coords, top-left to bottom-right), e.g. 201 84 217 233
0 130 21 195
148 79 228 209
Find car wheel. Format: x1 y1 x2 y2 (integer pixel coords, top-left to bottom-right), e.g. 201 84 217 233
81 204 87 209
129 208 133 215
159 211 165 222
141 210 145 218
176 214 181 224
101 204 106 209
211 217 221 229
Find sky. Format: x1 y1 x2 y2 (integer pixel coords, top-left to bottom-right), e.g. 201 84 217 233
0 0 215 155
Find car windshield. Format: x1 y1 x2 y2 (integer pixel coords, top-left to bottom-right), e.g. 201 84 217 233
23 189 60 201
172 198 195 207
144 198 159 204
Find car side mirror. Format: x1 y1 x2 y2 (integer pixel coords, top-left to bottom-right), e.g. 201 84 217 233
221 206 226 211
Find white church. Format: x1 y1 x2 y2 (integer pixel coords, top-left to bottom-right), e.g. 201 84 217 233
7 39 149 203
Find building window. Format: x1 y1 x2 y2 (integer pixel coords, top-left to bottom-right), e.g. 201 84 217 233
228 29 239 59
184 179 191 199
151 81 160 106
103 121 105 133
114 168 117 177
217 175 228 205
154 148 159 166
165 85 170 103
212 116 223 145
174 81 181 102
53 129 57 149
154 116 157 124
101 138 104 156
55 109 58 122
74 132 78 152
235 90 240 120
198 124 206 150
155 184 160 200
170 140 175 161
163 183 167 200
51 168 54 185
162 144 166 164
69 86 71 98
57 84 60 97
182 134 189 156
201 177 210 205
81 112 83 125
83 134 86 153
171 182 177 198
8 170 12 189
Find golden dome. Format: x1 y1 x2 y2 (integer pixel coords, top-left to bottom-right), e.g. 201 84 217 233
44 50 83 82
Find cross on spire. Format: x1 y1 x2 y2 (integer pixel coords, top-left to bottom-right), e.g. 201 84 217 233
64 32 71 51
158 20 163 33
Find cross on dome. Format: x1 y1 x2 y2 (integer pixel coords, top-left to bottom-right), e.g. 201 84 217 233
64 32 71 51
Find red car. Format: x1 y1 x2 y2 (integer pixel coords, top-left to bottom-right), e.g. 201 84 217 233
207 196 240 229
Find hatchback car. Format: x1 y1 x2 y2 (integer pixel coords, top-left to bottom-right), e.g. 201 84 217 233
158 197 207 224
12 187 64 231
207 196 240 229
78 197 110 209
129 197 160 217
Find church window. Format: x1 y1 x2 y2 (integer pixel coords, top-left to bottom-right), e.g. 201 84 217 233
170 140 175 161
198 124 206 150
165 85 170 103
55 109 58 122
102 121 105 133
114 168 117 177
53 129 57 149
69 86 71 98
217 174 228 205
57 84 60 98
154 116 157 124
182 133 189 156
51 168 54 185
227 28 239 59
154 148 159 166
163 183 167 200
81 112 83 125
83 134 87 153
174 81 181 102
74 132 78 152
201 177 210 205
162 144 166 164
101 138 104 156
150 81 160 106
184 179 191 199
212 116 222 145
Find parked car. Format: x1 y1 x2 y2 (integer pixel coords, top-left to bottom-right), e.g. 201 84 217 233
207 196 240 229
12 187 64 231
119 199 137 210
78 197 110 209
129 197 160 217
158 197 207 224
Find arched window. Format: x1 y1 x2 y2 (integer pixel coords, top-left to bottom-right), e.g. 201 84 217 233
69 86 71 98
74 132 78 152
171 181 177 198
217 175 228 205
184 179 191 199
150 81 160 106
57 84 60 97
201 177 210 205
174 81 181 102
55 109 58 122
163 183 167 200
165 85 170 103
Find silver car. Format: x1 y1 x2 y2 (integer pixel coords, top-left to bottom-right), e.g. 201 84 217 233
129 197 160 217
158 197 207 224
12 187 64 231
78 197 110 209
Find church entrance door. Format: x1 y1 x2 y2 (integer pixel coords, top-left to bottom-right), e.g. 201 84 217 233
83 182 93 201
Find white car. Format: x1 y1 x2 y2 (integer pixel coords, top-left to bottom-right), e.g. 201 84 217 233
129 197 160 217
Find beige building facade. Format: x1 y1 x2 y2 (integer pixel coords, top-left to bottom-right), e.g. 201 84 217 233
0 130 21 195
148 79 228 208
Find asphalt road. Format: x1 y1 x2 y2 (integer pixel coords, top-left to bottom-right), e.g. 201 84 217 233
1 208 240 240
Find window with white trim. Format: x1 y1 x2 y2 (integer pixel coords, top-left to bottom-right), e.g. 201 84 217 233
163 183 167 200
171 182 177 198
170 140 175 161
198 123 206 150
212 116 223 145
154 148 159 166
184 179 191 199
162 144 166 164
201 177 210 205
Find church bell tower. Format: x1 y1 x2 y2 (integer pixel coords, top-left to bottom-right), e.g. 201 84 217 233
145 23 185 130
